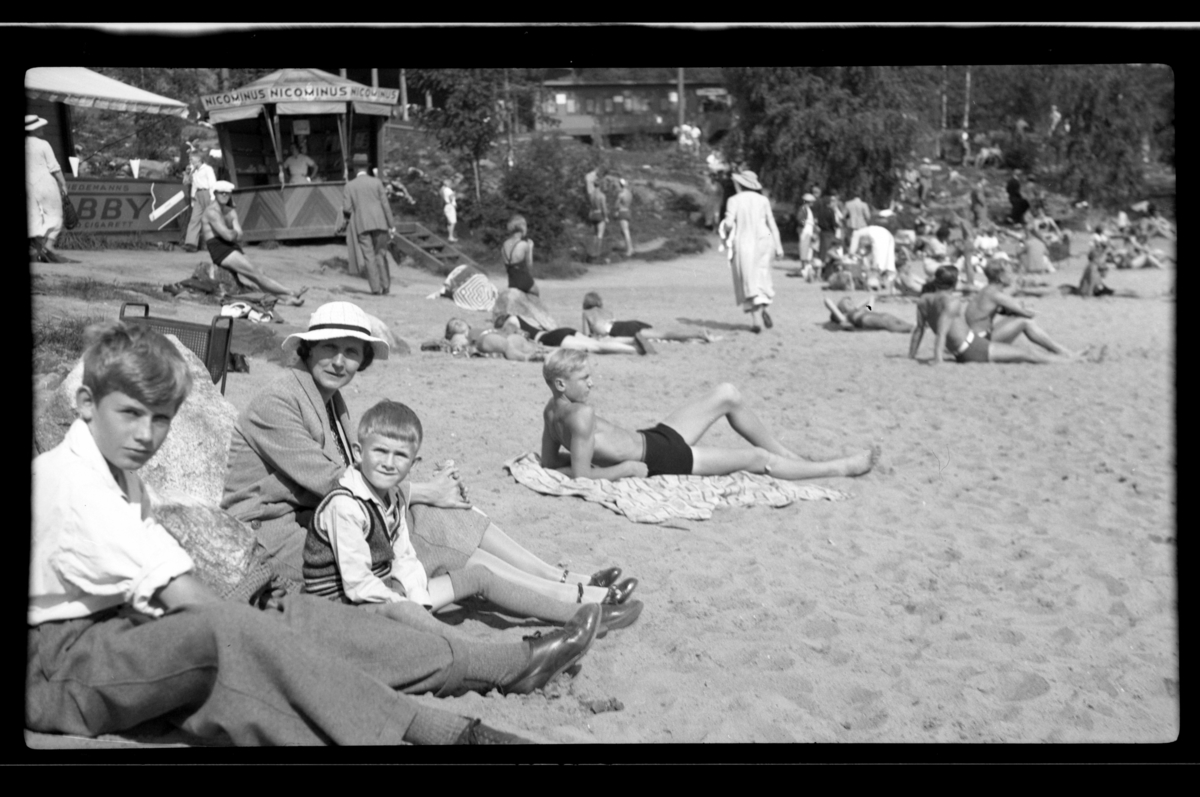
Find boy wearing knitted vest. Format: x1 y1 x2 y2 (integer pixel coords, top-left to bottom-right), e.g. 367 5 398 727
28 323 600 746
304 400 643 636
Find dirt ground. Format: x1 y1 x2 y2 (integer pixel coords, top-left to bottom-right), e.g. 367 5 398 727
29 232 1177 750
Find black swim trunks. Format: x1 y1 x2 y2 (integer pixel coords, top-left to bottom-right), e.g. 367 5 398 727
638 423 694 477
608 320 652 338
536 328 577 348
206 237 244 267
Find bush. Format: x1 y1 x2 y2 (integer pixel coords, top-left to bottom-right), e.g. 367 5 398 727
1003 137 1040 172
500 135 601 259
33 313 108 375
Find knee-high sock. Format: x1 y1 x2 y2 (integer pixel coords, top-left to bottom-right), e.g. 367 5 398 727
450 565 579 624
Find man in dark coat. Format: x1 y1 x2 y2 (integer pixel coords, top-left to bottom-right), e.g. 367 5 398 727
342 154 396 295
814 188 840 265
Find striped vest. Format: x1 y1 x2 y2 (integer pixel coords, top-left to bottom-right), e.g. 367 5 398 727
302 487 399 602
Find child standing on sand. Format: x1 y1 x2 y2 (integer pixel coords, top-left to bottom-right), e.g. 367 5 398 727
539 349 878 481
304 400 642 636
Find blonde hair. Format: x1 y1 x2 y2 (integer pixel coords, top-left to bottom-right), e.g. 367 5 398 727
444 318 470 339
507 215 528 236
543 348 589 389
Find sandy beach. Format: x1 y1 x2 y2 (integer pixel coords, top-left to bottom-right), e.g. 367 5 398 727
31 234 1177 747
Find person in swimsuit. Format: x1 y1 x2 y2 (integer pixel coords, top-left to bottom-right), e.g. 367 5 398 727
588 180 609 259
910 265 1079 365
496 315 640 355
444 318 544 361
579 291 718 353
540 349 879 481
440 178 458 243
823 295 913 333
615 178 634 257
201 181 307 306
964 260 1079 359
501 215 538 296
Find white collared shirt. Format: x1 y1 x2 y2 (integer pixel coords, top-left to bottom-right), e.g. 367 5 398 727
190 163 216 198
30 419 195 626
316 466 432 607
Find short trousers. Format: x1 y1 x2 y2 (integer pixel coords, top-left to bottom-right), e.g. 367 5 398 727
536 328 577 348
954 330 990 363
206 238 244 267
616 209 631 222
407 505 490 578
444 204 457 224
589 209 604 223
608 320 651 338
638 422 694 477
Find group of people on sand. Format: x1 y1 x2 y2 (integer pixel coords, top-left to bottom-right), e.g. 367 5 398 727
31 287 881 746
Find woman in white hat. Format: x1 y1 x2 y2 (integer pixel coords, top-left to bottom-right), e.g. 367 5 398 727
26 115 71 263
222 301 632 605
719 170 784 332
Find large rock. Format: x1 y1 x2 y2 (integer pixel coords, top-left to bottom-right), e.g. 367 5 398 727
151 489 258 597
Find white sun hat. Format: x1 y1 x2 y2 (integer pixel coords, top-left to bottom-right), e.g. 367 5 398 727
25 114 48 131
282 302 390 360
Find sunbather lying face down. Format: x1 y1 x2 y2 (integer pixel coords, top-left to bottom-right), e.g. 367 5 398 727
824 295 913 333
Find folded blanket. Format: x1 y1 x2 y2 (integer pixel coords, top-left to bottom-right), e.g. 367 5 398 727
426 264 498 312
505 452 849 524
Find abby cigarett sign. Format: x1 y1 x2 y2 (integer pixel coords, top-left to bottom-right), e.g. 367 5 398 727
201 84 400 111
65 179 187 233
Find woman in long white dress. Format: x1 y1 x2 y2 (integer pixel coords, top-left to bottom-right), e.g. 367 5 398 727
719 170 784 332
25 115 69 263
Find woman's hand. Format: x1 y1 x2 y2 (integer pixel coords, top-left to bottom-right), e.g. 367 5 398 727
409 463 472 509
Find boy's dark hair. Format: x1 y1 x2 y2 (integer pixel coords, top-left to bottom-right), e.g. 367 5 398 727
921 265 960 294
296 339 376 372
357 400 422 447
82 322 192 408
582 291 603 310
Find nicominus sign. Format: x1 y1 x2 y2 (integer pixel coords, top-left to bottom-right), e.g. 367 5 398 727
201 84 399 111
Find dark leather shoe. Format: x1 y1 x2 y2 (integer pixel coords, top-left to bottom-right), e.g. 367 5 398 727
598 599 643 638
455 719 535 745
588 567 622 588
762 309 774 329
603 578 638 605
502 603 600 695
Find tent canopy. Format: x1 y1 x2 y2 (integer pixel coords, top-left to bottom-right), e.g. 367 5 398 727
25 67 190 117
200 68 399 116
238 67 366 94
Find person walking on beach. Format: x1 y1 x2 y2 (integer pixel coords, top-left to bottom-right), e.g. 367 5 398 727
182 151 216 253
441 177 458 243
342 155 396 295
26 115 72 264
720 170 783 333
588 178 609 260
615 178 634 257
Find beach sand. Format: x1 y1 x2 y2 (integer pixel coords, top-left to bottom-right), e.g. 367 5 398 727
31 235 1177 745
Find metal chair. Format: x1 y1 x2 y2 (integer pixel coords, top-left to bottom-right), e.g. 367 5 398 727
118 303 234 394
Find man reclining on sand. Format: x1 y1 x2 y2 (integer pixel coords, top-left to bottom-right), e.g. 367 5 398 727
824 295 914 333
539 349 878 481
202 182 307 306
579 291 719 354
963 260 1082 359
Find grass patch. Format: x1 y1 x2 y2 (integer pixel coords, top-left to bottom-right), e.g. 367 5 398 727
33 313 108 374
33 275 170 304
58 231 162 251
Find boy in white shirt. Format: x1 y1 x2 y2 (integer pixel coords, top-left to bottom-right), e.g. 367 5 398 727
28 323 602 745
304 400 642 636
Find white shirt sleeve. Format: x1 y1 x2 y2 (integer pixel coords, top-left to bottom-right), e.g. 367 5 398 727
51 499 194 618
387 508 431 607
320 495 408 605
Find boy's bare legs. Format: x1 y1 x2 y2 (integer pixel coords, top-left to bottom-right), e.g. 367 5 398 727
557 335 639 355
462 548 611 604
986 340 1075 364
991 317 1075 356
661 383 802 459
219 251 306 305
690 444 878 479
619 219 633 256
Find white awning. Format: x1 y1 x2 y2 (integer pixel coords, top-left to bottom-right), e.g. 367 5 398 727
352 101 392 116
206 105 264 125
25 67 189 117
276 101 345 116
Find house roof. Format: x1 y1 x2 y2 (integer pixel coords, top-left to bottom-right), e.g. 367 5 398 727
25 67 190 117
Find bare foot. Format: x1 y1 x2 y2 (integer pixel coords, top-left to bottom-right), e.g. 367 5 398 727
700 329 723 343
841 445 881 477
280 287 308 307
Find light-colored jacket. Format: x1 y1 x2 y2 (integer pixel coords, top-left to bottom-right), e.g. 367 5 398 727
221 366 353 575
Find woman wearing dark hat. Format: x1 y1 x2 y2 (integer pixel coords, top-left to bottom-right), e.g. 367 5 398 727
222 301 634 603
25 115 72 263
718 170 784 332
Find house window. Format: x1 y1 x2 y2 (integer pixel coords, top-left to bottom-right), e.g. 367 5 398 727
566 97 576 114
604 99 613 114
585 97 595 114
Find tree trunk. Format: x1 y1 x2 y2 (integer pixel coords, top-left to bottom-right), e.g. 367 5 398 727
962 65 972 163
473 158 481 202
940 65 948 159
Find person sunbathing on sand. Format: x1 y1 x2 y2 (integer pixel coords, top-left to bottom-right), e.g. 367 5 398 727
579 291 719 354
497 314 641 356
444 318 544 361
824 295 913 333
910 265 1082 364
963 260 1079 358
540 349 878 481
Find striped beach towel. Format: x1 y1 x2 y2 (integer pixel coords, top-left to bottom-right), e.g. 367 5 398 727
504 452 849 524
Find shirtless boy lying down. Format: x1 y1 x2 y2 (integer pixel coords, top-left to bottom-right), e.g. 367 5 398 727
539 349 878 481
